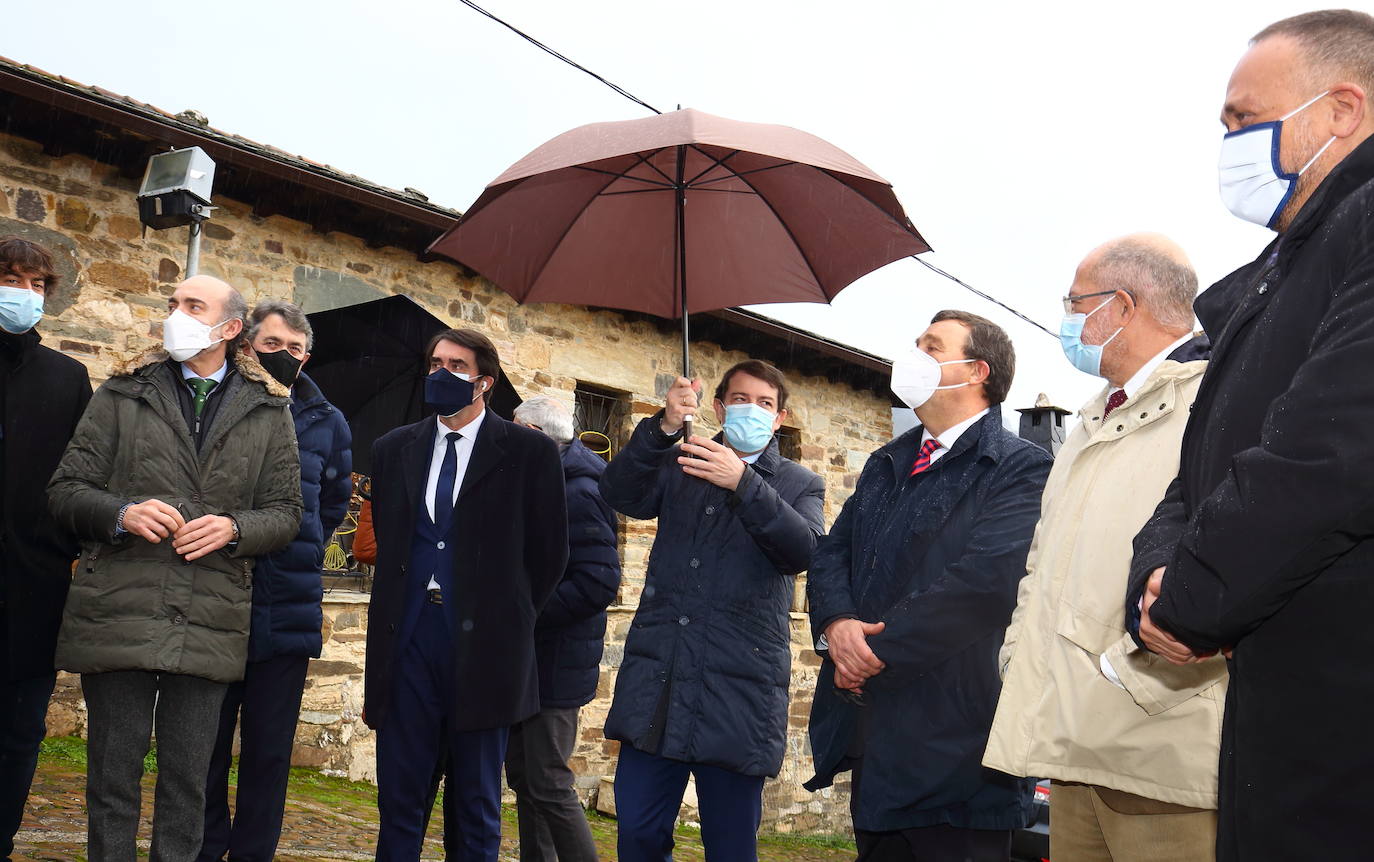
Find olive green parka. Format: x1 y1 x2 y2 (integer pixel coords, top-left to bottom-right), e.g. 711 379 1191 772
47 346 303 683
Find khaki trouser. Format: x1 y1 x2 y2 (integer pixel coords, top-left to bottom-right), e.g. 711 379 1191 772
1050 782 1216 862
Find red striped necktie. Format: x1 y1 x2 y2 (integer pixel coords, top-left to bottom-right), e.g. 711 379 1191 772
910 438 942 476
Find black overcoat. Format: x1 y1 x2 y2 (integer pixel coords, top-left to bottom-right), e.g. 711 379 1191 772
1129 134 1374 861
0 330 90 681
599 415 825 777
363 410 568 733
806 408 1050 832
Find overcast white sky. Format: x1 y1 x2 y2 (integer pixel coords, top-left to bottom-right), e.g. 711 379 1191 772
7 0 1322 412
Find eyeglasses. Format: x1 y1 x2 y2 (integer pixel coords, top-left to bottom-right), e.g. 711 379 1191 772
1062 288 1133 315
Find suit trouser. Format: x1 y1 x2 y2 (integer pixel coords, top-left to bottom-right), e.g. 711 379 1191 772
850 756 1011 862
0 669 55 862
376 601 508 862
613 742 765 862
197 653 310 862
1049 781 1216 862
82 670 227 862
503 706 599 862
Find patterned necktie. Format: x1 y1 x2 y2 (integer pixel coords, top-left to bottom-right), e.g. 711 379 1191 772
188 377 218 418
433 432 461 529
1103 389 1127 418
910 438 942 476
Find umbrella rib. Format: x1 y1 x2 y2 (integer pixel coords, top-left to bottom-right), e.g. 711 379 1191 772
689 161 799 187
813 166 929 243
573 165 674 188
683 146 742 187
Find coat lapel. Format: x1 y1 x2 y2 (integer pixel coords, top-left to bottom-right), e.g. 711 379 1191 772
400 418 434 523
458 412 508 500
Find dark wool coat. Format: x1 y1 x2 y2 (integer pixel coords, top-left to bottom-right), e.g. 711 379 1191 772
0 330 91 681
363 411 568 733
1129 133 1374 862
47 347 303 683
599 415 825 778
247 371 353 662
536 438 621 709
806 408 1050 832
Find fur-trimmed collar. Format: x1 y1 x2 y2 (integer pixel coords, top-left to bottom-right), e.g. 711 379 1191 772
113 345 291 398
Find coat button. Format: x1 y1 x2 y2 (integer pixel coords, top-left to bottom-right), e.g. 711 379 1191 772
1139 412 1147 419
689 558 700 568
705 505 715 515
1116 425 1124 432
678 616 690 626
437 541 446 550
173 614 185 625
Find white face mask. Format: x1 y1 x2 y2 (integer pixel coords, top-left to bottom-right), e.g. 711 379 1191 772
1218 90 1336 229
890 348 975 411
163 309 230 362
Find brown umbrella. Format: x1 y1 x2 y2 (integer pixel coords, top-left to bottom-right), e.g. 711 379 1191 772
428 108 929 432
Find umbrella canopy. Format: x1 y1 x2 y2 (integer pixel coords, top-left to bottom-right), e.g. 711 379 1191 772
428 108 930 320
306 294 521 474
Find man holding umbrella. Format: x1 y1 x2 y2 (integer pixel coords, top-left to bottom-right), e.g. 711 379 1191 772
599 359 825 862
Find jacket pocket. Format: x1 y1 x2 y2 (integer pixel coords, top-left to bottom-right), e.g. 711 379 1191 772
1055 601 1123 657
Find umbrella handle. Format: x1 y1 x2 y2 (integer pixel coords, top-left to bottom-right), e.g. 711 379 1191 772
682 415 694 445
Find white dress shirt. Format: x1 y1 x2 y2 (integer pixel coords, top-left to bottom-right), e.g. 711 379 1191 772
423 409 486 589
180 360 228 385
919 407 990 467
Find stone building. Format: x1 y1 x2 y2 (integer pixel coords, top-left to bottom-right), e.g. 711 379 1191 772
0 57 902 833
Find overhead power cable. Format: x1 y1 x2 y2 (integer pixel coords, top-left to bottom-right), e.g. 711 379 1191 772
454 0 1056 339
913 257 1058 339
454 0 662 115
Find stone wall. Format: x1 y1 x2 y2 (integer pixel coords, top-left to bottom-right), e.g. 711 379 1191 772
5 130 888 834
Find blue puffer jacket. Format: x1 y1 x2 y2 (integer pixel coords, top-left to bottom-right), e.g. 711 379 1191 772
600 414 825 777
247 371 352 662
535 438 622 708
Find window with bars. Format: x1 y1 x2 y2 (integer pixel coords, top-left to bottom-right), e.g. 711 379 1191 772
574 382 630 461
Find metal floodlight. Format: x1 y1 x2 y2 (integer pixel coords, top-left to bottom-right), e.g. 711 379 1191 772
137 146 216 230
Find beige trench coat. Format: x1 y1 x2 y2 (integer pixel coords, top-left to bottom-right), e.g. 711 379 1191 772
983 356 1226 809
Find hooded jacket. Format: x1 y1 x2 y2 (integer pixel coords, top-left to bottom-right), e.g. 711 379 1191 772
535 437 621 708
600 415 825 777
247 370 352 662
47 346 303 683
984 339 1226 809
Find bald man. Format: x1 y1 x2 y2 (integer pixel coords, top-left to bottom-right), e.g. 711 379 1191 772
48 276 302 862
983 235 1223 862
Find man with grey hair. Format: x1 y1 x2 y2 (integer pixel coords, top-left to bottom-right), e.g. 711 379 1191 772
198 298 351 862
1126 10 1374 860
49 276 302 862
984 234 1220 861
499 395 618 862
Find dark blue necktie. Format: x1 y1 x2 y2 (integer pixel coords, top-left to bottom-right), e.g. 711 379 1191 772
434 432 460 530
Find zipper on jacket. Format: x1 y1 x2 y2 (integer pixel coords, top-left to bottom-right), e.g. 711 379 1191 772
86 546 100 573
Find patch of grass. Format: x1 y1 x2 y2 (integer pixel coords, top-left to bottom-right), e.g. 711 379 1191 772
39 736 88 767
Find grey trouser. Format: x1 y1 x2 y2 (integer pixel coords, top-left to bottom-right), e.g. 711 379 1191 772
503 706 598 862
82 671 227 862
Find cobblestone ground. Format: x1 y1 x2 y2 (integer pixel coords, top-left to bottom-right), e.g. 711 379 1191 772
14 739 854 862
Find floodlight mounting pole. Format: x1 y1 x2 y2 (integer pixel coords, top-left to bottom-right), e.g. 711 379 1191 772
184 204 216 277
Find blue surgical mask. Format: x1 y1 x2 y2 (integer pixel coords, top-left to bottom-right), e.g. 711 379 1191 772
424 369 484 417
1060 297 1123 378
722 403 777 454
0 286 44 334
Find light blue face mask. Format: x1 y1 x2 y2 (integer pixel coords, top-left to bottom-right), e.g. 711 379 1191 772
1060 296 1123 378
721 402 777 454
0 286 44 334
